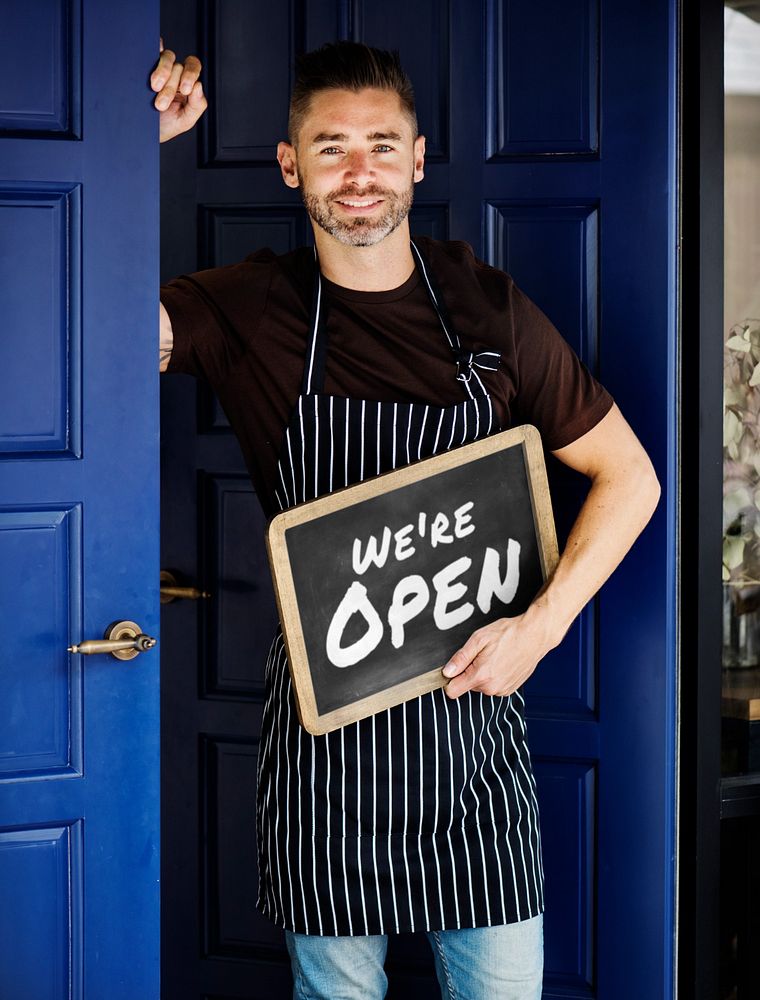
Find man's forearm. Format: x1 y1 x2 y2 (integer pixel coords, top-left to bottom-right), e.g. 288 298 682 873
159 301 174 372
524 452 661 647
443 404 660 698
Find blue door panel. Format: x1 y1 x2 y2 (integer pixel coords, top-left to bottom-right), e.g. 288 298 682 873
485 0 599 158
0 0 81 136
486 203 600 364
534 758 595 990
0 824 83 1000
0 507 82 779
0 185 81 455
0 1 160 998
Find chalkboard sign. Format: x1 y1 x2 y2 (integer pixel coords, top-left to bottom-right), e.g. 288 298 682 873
266 424 558 735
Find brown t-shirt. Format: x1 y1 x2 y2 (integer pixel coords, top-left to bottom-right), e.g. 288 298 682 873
161 237 613 515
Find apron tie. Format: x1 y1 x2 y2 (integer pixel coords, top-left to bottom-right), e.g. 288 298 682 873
454 348 501 383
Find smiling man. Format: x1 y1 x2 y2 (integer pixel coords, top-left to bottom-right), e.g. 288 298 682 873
154 41 659 1000
290 103 418 245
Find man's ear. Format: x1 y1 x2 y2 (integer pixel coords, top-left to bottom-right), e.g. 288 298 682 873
277 141 300 189
413 135 426 183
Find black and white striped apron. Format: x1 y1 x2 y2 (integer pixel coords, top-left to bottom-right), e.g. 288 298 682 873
256 240 544 936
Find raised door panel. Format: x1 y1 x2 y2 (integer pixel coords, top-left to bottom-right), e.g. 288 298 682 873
0 0 81 137
485 0 599 158
0 508 82 780
201 0 306 164
200 205 313 267
201 475 279 699
201 736 279 955
535 758 595 993
484 203 600 363
0 186 81 457
0 823 84 1000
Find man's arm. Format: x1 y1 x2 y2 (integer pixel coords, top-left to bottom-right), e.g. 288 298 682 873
153 42 206 372
159 302 173 372
442 403 661 698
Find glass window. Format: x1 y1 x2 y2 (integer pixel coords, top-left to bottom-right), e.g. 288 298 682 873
721 5 760 777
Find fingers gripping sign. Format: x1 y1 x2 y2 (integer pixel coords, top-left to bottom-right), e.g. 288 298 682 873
442 609 555 699
151 38 207 143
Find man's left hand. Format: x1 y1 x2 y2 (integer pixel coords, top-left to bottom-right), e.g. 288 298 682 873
151 39 207 143
442 608 557 699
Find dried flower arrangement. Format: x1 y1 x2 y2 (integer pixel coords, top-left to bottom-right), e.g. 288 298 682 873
724 319 760 589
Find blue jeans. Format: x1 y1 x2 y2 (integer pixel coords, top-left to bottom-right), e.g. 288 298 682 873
285 914 544 999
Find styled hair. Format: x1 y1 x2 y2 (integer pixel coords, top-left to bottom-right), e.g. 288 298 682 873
288 41 418 144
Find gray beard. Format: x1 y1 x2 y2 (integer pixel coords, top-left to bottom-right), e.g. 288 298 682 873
301 183 414 247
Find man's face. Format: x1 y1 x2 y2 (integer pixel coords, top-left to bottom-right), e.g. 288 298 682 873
277 88 426 247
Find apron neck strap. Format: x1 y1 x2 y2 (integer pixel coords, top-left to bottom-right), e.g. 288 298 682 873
302 248 329 396
301 240 497 398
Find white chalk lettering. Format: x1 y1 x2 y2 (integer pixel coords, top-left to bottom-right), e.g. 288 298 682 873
476 541 521 614
350 503 480 574
431 512 454 548
432 556 474 630
325 538 524 666
394 524 416 562
352 527 392 575
325 581 384 667
388 575 430 648
454 501 475 539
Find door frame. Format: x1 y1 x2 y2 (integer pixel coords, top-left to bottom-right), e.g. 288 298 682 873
678 0 724 995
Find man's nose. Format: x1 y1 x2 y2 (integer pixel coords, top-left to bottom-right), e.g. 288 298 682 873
343 150 374 185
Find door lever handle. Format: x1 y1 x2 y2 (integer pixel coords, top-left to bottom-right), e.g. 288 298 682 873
68 620 157 660
160 569 210 603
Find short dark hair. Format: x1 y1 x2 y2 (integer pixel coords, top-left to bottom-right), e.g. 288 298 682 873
288 41 418 144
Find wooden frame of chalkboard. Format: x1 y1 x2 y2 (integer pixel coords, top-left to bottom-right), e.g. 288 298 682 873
266 424 559 735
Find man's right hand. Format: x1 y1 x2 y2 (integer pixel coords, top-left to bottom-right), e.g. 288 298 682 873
151 40 207 143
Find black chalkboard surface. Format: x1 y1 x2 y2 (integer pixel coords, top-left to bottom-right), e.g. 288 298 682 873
266 425 558 734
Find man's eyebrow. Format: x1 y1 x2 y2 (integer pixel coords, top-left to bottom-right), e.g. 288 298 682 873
310 132 349 144
366 131 404 142
309 130 405 144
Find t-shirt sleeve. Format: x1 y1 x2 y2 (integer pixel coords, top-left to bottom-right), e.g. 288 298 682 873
508 280 614 450
160 253 273 384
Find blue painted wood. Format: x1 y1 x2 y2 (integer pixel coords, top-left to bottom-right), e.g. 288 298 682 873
201 475 279 698
201 0 307 164
0 0 81 137
486 0 599 158
0 508 82 778
0 1 160 997
202 737 272 952
534 759 596 989
0 824 84 999
0 184 81 455
199 204 313 267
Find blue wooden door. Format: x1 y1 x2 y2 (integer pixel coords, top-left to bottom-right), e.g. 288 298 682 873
159 1 678 997
0 2 160 997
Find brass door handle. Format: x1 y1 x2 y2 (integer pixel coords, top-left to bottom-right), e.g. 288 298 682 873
160 569 210 604
68 620 157 660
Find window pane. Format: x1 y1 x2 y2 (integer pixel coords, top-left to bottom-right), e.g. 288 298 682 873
722 6 760 777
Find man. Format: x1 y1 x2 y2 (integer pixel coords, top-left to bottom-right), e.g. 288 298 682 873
152 41 659 1000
